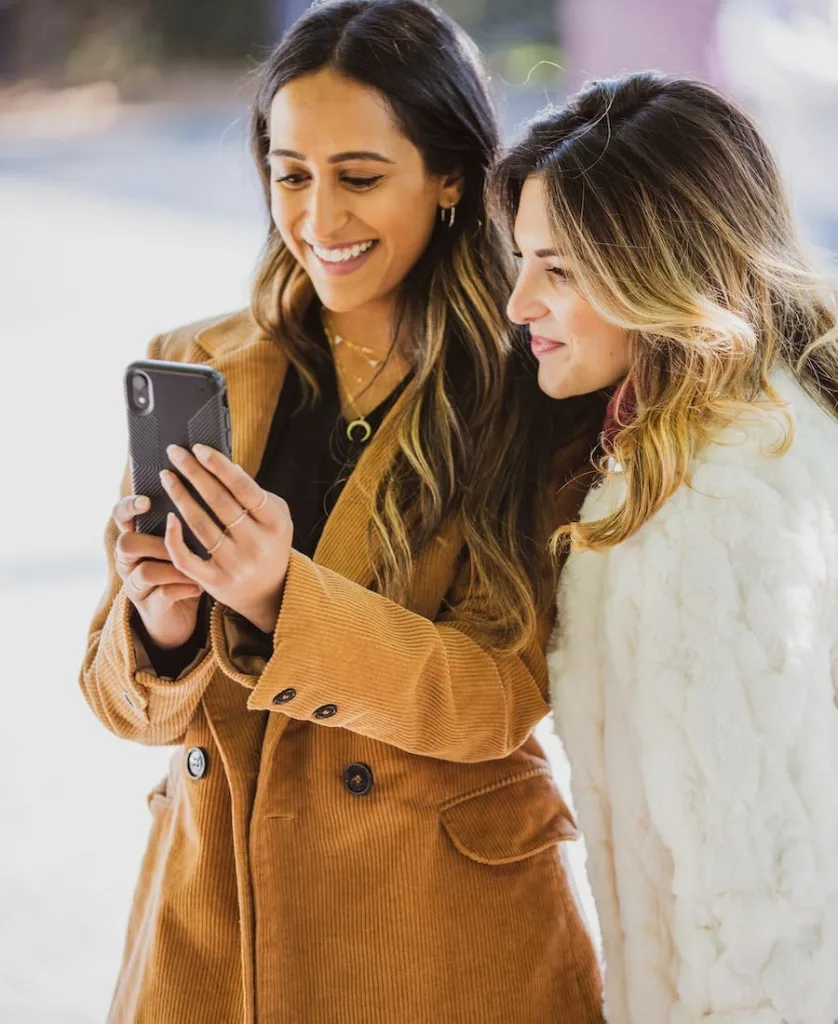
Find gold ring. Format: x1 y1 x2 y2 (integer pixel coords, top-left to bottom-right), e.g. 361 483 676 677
247 491 268 514
226 508 249 530
206 531 226 556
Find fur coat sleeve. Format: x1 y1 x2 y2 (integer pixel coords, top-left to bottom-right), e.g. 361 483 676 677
550 374 838 1024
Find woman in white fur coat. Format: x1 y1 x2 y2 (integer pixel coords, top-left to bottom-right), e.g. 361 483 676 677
495 72 838 1023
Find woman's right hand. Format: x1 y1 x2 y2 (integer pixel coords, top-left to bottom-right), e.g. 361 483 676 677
112 495 203 649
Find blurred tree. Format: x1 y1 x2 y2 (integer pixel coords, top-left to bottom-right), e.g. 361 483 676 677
269 0 311 38
4 0 274 82
0 0 20 77
145 0 270 60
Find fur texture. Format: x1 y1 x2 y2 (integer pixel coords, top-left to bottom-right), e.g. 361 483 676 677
549 369 838 1023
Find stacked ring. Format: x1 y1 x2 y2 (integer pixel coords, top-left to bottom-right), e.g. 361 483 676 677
206 532 226 556
227 508 250 530
248 491 268 514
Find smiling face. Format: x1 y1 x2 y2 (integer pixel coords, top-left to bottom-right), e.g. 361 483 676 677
507 175 631 399
267 68 461 315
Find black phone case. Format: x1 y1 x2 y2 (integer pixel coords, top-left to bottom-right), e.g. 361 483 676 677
125 359 233 558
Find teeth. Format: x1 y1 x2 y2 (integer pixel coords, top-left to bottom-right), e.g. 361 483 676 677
312 240 375 264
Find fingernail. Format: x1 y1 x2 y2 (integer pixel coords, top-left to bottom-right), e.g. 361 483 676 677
134 496 149 511
160 469 174 486
166 512 176 529
167 445 185 463
193 444 209 458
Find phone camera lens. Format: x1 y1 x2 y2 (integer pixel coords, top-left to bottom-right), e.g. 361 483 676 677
131 372 152 412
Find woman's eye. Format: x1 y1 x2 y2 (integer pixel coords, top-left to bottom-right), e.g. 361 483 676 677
273 173 309 188
342 174 383 189
548 267 569 281
511 249 523 259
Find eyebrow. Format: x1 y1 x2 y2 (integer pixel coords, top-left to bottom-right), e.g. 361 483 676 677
512 240 560 259
268 148 395 164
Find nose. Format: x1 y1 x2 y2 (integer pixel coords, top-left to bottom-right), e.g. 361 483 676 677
506 266 548 325
306 180 350 241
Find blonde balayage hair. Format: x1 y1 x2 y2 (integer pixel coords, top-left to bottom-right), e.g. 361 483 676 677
249 0 547 648
494 71 838 552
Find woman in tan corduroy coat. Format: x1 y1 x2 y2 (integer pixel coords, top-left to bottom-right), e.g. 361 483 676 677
80 2 605 1022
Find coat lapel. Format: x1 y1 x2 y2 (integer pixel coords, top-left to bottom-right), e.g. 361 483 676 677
202 335 288 480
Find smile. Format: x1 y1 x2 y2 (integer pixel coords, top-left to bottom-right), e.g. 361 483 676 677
310 240 378 264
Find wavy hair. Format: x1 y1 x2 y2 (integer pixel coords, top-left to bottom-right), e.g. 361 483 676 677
493 71 838 553
248 0 545 645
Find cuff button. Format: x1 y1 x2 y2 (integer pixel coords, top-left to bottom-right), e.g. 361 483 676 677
272 688 297 705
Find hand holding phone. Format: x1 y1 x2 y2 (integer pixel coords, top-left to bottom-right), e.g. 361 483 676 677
119 358 232 647
125 359 233 558
111 493 203 649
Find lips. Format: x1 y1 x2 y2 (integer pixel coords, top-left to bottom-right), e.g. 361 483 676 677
310 239 378 264
530 335 565 357
306 239 380 278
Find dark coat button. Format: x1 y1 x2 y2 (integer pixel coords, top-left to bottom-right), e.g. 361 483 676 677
272 688 297 705
344 763 374 796
185 746 208 780
313 704 338 720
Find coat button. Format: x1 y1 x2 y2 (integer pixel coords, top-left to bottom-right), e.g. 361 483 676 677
272 688 296 705
344 763 374 796
185 747 208 780
313 704 338 720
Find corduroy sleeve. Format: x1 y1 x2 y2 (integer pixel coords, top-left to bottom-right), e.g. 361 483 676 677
210 548 552 763
78 333 216 746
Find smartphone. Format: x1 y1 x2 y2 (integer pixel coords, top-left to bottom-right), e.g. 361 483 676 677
125 359 233 558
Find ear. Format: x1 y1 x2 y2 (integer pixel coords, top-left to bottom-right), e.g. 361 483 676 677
438 170 465 209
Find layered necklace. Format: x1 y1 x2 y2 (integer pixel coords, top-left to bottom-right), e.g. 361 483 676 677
322 313 391 444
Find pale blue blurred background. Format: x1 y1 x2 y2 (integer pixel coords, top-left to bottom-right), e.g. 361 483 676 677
1 1 836 1018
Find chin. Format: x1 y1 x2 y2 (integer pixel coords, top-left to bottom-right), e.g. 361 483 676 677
538 365 577 400
311 272 394 314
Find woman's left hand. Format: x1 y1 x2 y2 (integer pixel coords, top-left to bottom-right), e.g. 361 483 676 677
160 443 293 634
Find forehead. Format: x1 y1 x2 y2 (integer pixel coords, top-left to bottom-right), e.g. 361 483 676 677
268 69 408 157
513 175 557 247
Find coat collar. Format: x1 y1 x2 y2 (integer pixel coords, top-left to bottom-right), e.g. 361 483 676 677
193 308 416 591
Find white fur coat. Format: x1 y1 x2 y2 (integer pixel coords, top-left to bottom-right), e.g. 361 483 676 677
548 369 838 1024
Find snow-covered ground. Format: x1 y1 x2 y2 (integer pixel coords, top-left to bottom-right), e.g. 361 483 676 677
0 101 596 1020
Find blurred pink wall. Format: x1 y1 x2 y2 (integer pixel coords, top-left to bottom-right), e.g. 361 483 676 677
559 0 725 89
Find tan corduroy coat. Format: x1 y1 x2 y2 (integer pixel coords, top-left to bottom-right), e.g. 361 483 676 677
80 309 604 1024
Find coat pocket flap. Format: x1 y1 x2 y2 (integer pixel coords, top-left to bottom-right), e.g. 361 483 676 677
440 770 579 865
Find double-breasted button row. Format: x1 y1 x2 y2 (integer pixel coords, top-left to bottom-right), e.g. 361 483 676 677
186 747 208 780
344 762 374 796
272 688 296 705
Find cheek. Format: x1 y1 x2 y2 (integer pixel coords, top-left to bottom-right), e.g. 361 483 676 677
376 189 437 254
270 193 300 249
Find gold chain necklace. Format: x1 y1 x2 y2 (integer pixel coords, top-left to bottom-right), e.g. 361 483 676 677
322 317 376 443
329 329 382 368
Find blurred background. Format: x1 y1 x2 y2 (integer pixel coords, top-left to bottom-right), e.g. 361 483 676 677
2 0 837 1019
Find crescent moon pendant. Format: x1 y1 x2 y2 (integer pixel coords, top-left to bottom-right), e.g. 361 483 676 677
346 418 372 443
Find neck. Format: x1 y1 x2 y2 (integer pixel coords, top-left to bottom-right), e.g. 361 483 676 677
325 297 396 361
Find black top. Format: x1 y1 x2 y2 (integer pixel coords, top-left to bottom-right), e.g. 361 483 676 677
136 337 411 679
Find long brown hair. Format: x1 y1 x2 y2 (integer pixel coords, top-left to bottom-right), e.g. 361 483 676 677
249 0 545 646
494 71 838 552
